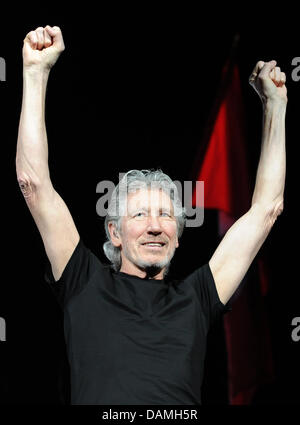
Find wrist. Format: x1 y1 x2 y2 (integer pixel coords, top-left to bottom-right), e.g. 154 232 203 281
23 65 50 82
262 98 287 113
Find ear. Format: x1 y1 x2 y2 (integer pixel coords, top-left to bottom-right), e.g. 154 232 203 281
175 236 179 249
108 222 121 248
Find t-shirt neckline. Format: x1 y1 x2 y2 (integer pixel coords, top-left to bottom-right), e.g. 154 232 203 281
116 270 166 284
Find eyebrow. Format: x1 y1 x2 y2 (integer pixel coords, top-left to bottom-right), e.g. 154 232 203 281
130 206 173 215
131 207 149 213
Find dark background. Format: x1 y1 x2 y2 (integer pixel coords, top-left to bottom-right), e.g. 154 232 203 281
0 17 299 405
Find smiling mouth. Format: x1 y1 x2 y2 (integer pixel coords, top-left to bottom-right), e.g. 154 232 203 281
141 242 166 248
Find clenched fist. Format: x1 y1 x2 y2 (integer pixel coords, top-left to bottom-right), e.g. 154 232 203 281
249 60 287 105
23 25 65 71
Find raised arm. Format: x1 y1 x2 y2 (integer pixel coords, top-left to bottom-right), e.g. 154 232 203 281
16 26 80 281
209 60 287 305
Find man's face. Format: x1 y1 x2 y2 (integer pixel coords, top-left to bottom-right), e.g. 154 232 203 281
112 188 179 278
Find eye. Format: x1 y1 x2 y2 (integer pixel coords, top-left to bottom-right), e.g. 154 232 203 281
161 211 171 217
134 211 146 218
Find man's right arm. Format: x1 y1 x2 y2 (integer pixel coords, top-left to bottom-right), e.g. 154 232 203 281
16 26 80 282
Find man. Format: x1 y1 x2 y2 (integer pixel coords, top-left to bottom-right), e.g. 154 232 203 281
16 26 287 405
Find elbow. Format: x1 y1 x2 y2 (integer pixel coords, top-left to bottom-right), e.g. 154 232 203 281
276 199 284 216
16 168 53 204
16 171 37 200
272 198 284 217
16 164 43 201
251 199 284 231
16 157 51 199
268 199 284 227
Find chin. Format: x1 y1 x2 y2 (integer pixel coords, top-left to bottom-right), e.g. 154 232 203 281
137 255 170 270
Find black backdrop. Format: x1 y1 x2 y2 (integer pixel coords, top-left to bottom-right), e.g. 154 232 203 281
1 18 299 406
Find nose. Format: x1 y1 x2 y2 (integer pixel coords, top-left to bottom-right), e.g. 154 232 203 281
146 214 162 235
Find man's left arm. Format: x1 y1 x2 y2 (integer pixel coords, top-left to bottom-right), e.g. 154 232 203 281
209 60 287 305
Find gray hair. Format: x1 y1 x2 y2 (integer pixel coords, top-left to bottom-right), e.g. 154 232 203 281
103 169 186 272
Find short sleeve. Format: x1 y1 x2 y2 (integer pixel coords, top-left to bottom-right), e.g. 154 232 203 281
184 263 231 328
44 238 94 310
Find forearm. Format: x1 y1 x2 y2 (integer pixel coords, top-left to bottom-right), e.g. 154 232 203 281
16 67 51 185
251 100 286 211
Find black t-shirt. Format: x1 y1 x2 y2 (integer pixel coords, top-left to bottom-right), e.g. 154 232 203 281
45 238 229 405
